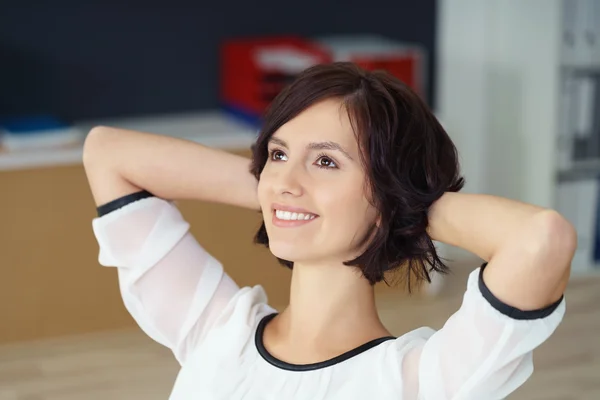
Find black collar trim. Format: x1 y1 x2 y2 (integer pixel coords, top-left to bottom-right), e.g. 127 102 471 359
255 313 396 372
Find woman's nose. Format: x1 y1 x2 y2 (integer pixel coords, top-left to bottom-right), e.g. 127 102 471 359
273 164 304 197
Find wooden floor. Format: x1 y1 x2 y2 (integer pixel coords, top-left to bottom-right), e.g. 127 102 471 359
1 265 599 400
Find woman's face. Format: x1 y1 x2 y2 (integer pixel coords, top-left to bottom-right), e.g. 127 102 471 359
257 98 379 265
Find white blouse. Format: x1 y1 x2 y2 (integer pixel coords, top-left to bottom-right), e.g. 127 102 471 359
91 192 566 400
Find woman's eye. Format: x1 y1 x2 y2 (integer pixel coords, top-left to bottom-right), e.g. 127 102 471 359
316 156 337 169
270 150 287 161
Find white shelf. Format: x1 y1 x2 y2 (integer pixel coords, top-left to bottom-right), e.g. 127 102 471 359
560 60 600 71
557 159 600 181
0 110 259 172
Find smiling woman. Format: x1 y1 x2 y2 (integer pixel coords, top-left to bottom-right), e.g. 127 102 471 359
250 64 464 287
83 62 574 399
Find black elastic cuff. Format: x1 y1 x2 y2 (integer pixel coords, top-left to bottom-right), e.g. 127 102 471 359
478 262 564 320
96 190 155 217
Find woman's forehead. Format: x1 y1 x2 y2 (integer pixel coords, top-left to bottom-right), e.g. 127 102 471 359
274 99 358 150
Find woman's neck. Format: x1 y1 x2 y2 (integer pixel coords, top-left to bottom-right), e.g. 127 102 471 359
269 261 391 360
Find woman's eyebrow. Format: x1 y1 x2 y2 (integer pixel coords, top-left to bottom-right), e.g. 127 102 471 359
268 137 354 161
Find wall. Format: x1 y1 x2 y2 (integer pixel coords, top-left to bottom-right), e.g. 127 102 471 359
434 0 489 196
436 0 560 204
0 1 438 121
484 0 561 208
433 0 490 264
434 0 562 262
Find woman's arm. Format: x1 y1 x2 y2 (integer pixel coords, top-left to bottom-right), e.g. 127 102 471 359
83 126 260 210
83 126 261 363
427 192 577 311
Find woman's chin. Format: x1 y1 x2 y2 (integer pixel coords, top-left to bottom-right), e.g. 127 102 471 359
269 246 299 263
268 241 309 263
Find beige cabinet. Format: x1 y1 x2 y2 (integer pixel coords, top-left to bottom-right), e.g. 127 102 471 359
0 148 299 344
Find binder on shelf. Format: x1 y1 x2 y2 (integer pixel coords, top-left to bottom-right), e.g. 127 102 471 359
595 181 600 265
557 72 600 173
572 75 597 160
557 73 576 170
578 0 596 67
592 0 600 66
561 0 600 68
590 76 600 160
556 178 600 273
561 0 579 65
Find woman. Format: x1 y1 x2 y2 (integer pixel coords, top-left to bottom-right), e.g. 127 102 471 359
83 62 575 399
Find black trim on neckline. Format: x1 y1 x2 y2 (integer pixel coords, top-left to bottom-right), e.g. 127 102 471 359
96 190 155 217
255 313 396 372
478 262 563 320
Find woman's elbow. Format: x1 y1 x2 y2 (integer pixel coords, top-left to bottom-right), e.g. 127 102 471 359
537 210 577 262
83 126 108 165
529 210 577 292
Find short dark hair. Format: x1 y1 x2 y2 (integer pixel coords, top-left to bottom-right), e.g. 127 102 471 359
249 62 464 291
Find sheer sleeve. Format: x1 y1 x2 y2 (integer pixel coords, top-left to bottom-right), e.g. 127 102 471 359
91 192 240 365
400 263 566 400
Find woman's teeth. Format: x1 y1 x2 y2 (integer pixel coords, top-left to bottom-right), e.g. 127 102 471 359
275 210 317 221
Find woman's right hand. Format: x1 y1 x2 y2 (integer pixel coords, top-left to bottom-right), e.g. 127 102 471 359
82 126 260 211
